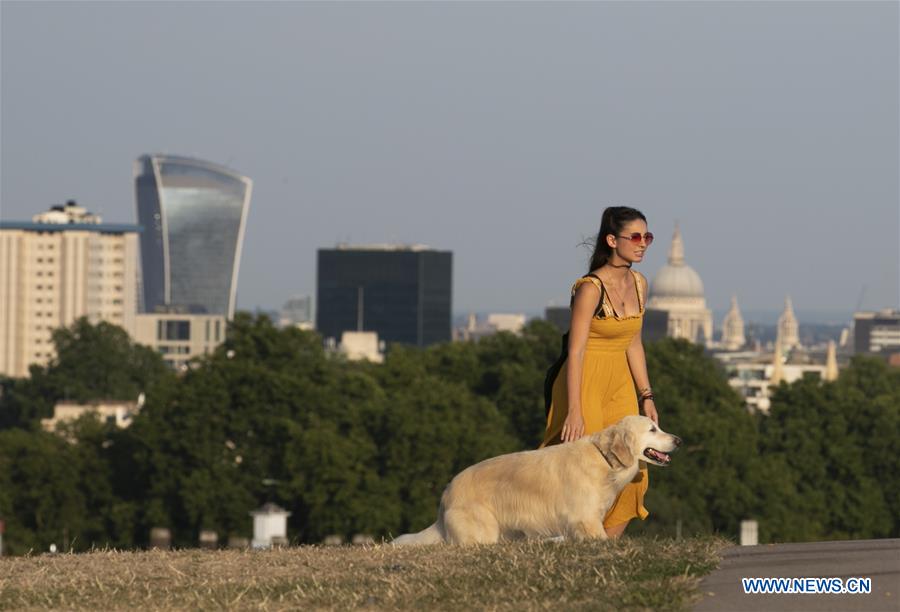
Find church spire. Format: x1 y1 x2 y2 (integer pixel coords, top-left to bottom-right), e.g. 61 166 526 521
778 295 800 350
668 223 685 266
721 295 746 350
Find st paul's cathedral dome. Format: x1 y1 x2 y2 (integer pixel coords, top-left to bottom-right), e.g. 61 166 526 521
646 224 713 344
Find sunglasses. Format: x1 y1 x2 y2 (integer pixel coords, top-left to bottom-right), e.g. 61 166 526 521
618 232 654 246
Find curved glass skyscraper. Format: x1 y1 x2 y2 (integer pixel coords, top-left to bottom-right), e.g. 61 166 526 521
134 155 252 318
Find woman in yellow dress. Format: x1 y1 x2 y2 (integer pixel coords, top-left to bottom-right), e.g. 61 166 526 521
541 206 658 539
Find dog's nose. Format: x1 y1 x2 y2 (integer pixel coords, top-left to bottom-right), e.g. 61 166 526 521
673 436 683 447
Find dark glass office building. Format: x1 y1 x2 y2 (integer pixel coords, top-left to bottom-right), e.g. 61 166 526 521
317 246 452 347
134 155 252 318
853 310 900 356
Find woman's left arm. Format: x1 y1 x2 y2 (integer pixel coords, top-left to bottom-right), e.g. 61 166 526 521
626 273 658 425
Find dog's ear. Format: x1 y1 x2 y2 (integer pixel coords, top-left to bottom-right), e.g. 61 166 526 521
593 427 635 469
609 428 635 469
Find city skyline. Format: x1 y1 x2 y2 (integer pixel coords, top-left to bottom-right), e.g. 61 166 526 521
2 2 897 318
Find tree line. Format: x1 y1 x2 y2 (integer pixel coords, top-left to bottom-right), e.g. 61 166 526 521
0 315 897 554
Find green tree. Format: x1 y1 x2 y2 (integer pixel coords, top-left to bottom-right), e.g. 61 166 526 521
129 314 382 545
281 405 384 542
370 346 520 535
836 356 900 536
0 318 173 428
631 339 761 539
59 416 143 549
757 356 898 541
0 428 87 554
422 320 561 448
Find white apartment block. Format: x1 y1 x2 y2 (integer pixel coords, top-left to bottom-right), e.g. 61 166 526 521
725 361 828 413
0 202 139 378
454 312 528 342
41 400 141 432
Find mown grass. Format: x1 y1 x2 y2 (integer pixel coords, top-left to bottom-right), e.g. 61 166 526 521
0 536 729 611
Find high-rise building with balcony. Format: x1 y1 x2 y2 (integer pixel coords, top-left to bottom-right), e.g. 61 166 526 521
134 155 251 319
317 245 452 347
0 201 140 377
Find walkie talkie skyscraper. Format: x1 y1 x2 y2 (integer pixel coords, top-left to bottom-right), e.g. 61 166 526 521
134 155 251 318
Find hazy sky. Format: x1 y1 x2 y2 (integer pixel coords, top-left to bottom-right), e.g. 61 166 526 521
2 1 897 323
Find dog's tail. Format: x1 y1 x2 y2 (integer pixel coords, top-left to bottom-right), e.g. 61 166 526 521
391 522 443 546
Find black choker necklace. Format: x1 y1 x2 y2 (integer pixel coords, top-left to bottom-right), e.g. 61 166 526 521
608 262 632 269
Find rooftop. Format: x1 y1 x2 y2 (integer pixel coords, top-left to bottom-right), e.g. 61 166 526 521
331 243 434 252
1 200 142 234
0 220 142 234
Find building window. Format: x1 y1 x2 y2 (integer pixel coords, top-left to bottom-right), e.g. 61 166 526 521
158 345 190 355
158 320 190 341
215 320 221 342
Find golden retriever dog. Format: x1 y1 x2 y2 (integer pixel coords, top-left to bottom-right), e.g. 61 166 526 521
392 415 681 545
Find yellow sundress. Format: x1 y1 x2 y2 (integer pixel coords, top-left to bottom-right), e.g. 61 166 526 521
540 270 649 528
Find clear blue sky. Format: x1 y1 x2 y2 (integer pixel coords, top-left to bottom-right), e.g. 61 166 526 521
2 1 897 323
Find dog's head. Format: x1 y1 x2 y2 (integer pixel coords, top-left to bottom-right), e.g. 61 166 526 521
593 415 682 469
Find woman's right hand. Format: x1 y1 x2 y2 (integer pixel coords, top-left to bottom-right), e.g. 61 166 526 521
561 410 585 443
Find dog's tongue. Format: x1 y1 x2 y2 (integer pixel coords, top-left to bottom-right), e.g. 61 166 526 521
649 449 670 463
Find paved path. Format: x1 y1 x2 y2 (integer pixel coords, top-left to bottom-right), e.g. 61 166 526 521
694 538 899 612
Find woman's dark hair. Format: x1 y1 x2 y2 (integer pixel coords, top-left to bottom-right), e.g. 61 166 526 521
588 206 647 271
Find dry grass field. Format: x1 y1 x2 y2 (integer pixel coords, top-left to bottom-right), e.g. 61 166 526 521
0 536 729 611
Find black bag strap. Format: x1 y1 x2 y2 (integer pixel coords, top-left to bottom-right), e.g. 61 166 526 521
544 331 568 418
569 274 606 319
